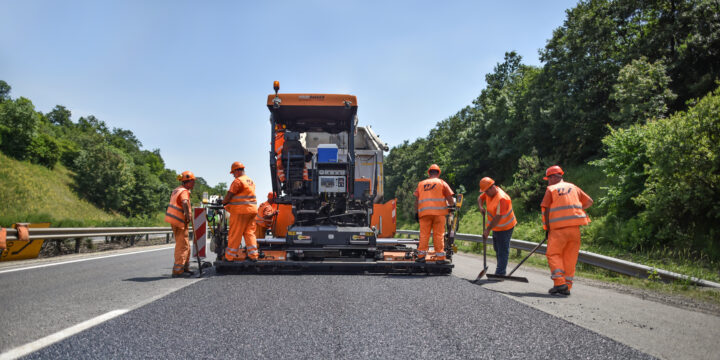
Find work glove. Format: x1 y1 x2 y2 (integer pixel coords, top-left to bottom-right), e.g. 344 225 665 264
448 205 456 213
414 212 419 223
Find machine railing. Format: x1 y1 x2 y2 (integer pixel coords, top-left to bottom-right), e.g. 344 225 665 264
396 230 720 288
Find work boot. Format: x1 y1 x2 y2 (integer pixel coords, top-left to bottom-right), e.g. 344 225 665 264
548 284 571 296
183 269 195 275
415 257 426 263
171 272 192 278
435 259 449 265
248 257 258 263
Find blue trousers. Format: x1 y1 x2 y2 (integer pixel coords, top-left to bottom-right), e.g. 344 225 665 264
492 227 514 275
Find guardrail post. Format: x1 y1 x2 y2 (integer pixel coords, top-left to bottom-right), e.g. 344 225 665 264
130 236 135 246
145 234 149 243
516 248 521 257
166 233 170 244
75 237 81 253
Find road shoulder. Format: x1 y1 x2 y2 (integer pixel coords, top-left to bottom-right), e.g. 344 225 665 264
453 252 720 360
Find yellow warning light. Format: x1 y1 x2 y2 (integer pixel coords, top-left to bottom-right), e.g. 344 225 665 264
273 81 280 92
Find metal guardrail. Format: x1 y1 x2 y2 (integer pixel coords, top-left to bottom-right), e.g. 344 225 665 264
4 227 177 240
397 230 720 288
3 227 181 254
4 226 718 288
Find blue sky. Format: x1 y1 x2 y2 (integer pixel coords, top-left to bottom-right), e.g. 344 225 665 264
1 0 577 199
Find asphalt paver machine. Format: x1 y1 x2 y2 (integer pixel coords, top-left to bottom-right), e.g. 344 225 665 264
212 82 455 274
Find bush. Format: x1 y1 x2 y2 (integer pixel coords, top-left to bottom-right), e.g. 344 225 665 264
27 133 60 168
595 85 720 259
506 149 547 212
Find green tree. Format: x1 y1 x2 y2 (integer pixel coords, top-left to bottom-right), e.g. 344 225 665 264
0 80 10 102
47 105 72 127
610 57 676 126
73 143 135 211
0 97 40 159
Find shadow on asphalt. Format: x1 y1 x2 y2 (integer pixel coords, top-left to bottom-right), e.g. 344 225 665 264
123 276 170 282
502 292 563 299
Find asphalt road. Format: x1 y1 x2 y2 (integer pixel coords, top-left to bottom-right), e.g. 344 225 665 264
0 247 654 359
0 245 202 354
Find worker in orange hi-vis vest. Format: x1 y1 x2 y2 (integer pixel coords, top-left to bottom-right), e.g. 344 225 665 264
541 165 593 296
413 164 455 264
255 192 278 239
164 171 196 278
477 177 517 275
275 128 286 182
222 162 259 261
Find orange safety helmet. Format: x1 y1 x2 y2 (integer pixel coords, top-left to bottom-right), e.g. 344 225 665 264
230 161 245 173
177 170 195 182
427 164 441 176
543 165 564 180
479 177 495 192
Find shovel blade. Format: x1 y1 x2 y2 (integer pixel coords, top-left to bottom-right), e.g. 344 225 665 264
485 274 529 283
474 266 489 281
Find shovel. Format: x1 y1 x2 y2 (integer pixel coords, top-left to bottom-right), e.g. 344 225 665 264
485 231 548 283
474 213 489 281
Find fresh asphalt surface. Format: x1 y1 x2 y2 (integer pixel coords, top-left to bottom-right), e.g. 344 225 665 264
0 247 654 359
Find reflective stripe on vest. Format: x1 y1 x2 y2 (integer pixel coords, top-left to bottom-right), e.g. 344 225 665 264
542 181 590 230
416 178 449 217
484 187 517 231
164 186 188 227
225 175 258 214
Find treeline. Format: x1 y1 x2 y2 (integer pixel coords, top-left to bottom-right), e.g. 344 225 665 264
0 81 224 220
385 0 720 258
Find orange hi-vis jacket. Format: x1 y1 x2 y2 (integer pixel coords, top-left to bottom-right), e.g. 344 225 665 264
275 131 286 181
542 181 591 230
255 201 275 228
415 178 453 217
482 187 517 231
225 175 258 215
164 186 189 227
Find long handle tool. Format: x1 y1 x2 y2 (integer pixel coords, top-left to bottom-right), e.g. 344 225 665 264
474 212 489 281
485 231 548 283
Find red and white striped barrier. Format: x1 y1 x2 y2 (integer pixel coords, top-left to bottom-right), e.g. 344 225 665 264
192 208 206 258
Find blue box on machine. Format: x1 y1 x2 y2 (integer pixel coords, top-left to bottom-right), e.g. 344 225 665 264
317 144 338 163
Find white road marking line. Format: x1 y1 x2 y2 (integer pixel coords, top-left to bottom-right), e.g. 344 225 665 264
0 246 174 275
0 309 129 360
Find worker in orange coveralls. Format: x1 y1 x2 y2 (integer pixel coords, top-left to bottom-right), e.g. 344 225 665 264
541 165 593 296
414 164 455 264
164 171 196 278
275 127 287 182
255 192 278 239
222 162 259 261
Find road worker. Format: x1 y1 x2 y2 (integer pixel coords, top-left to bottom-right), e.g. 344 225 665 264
222 162 259 261
414 164 455 264
275 126 286 183
164 171 195 278
477 177 517 275
255 192 278 239
541 165 593 296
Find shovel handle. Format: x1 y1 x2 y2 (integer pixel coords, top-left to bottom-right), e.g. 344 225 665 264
506 231 548 277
